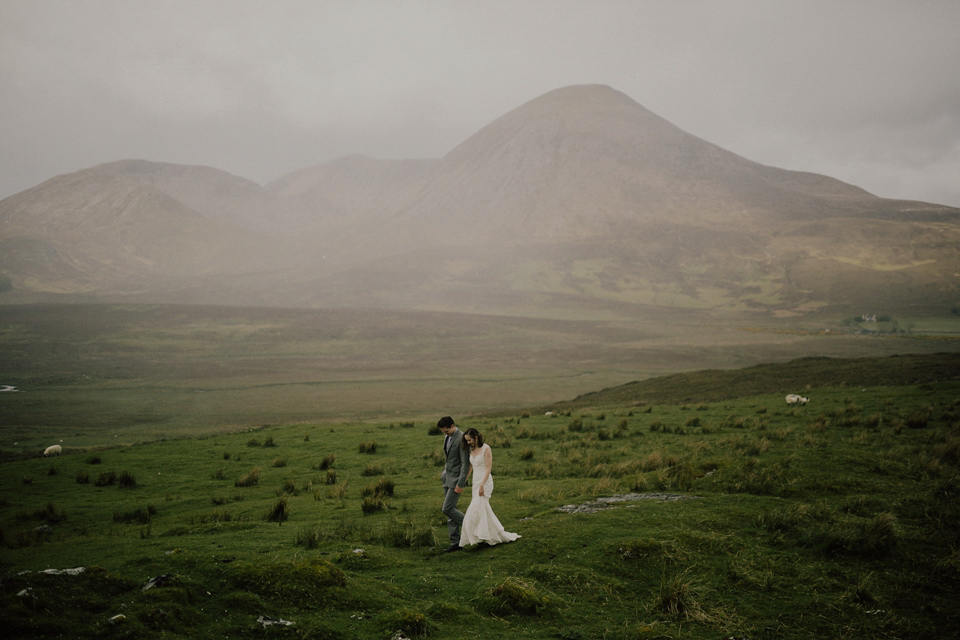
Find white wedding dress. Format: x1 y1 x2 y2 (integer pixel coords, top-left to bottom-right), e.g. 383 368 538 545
459 444 521 547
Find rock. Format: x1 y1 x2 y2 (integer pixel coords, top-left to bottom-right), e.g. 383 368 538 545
257 615 295 628
556 493 700 514
142 574 174 591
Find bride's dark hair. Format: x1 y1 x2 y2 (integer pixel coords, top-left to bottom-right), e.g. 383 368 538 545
461 427 483 450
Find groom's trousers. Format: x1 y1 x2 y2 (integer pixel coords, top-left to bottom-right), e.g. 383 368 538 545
441 485 465 544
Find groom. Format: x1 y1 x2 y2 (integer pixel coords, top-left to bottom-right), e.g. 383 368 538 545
438 416 470 552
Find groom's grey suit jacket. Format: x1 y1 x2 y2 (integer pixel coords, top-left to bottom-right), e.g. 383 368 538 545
441 429 471 490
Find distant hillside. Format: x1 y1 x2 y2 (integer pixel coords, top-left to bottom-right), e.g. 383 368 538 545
1 84 958 315
553 352 960 407
89 160 286 233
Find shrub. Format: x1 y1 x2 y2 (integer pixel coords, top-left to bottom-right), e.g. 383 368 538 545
246 438 260 447
359 441 378 454
272 457 286 468
519 448 535 461
325 470 338 485
568 419 584 432
86 454 102 464
318 454 336 470
76 471 90 484
263 436 276 447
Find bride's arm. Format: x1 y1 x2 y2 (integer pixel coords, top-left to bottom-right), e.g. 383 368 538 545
478 445 493 494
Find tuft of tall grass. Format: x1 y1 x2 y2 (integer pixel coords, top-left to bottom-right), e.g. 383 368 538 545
234 467 260 487
113 505 156 524
227 559 346 599
358 441 378 454
858 512 899 558
94 471 117 486
265 497 289 524
373 517 437 548
361 477 395 499
655 567 709 622
906 406 933 429
277 478 299 496
481 577 554 616
376 608 433 637
361 496 387 514
117 470 137 488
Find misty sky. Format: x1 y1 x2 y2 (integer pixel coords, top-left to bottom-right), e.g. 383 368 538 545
2 0 959 207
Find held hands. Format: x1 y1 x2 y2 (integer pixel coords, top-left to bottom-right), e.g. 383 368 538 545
454 486 463 494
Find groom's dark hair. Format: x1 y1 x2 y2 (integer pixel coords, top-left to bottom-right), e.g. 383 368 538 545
437 416 455 429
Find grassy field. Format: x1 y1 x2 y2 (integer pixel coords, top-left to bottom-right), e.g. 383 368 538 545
2 303 958 449
1 352 959 638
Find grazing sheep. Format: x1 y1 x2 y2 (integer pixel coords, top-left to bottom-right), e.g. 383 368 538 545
785 394 809 406
43 444 62 457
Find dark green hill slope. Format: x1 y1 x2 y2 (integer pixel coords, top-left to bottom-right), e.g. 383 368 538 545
554 352 960 407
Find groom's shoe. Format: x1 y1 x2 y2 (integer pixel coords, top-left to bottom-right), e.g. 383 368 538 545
445 544 462 553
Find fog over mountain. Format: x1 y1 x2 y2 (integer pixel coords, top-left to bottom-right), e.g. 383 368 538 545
1 85 958 316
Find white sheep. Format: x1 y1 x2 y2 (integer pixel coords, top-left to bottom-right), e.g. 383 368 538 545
785 394 809 406
43 444 62 457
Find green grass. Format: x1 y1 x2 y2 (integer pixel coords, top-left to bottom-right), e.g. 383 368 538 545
2 374 959 638
2 303 958 450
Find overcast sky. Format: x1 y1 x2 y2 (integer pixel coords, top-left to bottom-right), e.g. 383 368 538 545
2 0 959 207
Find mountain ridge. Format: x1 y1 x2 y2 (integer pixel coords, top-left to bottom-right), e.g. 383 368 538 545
1 84 958 314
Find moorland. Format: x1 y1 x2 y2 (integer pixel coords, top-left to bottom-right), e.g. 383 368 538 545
1 302 959 639
1 302 958 449
2 83 960 638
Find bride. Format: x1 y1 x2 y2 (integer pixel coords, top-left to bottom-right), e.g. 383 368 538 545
459 428 521 548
